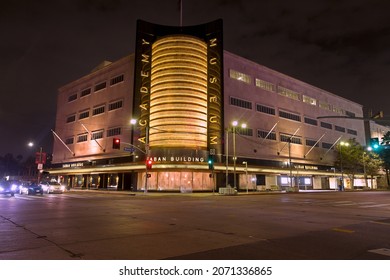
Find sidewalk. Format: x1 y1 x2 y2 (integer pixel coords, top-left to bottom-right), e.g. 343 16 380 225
66 187 354 196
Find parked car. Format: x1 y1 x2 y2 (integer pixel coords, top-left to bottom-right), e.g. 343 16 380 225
19 183 44 195
0 181 16 197
40 181 65 194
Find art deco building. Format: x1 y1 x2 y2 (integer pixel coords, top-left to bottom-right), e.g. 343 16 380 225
49 20 368 192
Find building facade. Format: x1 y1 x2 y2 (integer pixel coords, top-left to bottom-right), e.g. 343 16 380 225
49 21 368 192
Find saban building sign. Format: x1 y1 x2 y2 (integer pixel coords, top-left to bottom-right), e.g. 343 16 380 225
133 19 224 164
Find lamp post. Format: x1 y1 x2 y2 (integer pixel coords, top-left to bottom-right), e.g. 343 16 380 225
243 161 248 193
232 121 246 190
339 141 350 191
288 138 293 190
225 128 229 188
363 147 372 189
28 142 44 183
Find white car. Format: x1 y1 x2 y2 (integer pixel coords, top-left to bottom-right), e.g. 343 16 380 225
40 182 65 194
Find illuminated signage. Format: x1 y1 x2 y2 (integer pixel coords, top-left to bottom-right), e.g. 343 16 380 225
62 162 84 168
148 156 206 163
133 19 223 164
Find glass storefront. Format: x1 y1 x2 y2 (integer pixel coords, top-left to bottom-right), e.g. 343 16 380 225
137 171 214 192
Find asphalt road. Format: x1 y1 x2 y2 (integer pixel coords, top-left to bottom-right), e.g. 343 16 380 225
1 190 390 260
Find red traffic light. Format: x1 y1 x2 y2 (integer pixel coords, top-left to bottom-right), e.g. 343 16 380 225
146 159 153 169
112 138 121 149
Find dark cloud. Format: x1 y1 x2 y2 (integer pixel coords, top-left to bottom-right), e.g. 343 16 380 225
1 0 390 158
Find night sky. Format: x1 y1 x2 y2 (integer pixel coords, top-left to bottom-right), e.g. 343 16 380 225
2 0 390 158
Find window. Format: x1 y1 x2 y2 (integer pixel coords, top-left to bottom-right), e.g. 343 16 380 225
277 86 300 101
79 110 89 120
230 97 252 110
333 107 344 115
68 93 77 102
279 110 301 122
229 69 251 84
236 127 253 136
94 81 106 92
257 130 277 140
303 95 317 106
304 117 318 126
91 130 104 140
320 122 332 129
280 133 302 145
255 78 275 92
347 129 357 136
110 74 124 86
322 142 333 149
92 105 105 116
66 115 76 123
256 104 275 115
65 137 74 145
335 125 346 132
77 133 88 143
80 88 91 97
107 127 121 137
345 111 356 117
306 139 319 147
108 100 123 111
319 101 332 111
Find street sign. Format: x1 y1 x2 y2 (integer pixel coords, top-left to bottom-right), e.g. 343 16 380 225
124 147 135 152
35 152 47 164
209 148 215 155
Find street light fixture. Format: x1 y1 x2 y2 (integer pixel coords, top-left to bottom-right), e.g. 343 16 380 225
243 161 248 193
339 141 350 191
232 121 246 190
363 146 373 189
28 142 44 183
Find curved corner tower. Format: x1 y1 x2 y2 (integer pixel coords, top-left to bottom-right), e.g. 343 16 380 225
150 35 208 149
133 19 223 164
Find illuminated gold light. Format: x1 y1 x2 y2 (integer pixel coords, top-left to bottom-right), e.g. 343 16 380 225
150 35 208 148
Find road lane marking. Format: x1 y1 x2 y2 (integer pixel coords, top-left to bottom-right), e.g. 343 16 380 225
369 221 390 226
368 248 390 257
332 228 355 233
359 203 390 208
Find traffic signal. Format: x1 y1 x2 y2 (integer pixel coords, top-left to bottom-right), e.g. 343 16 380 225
370 137 380 150
146 159 153 170
112 138 121 149
208 155 214 170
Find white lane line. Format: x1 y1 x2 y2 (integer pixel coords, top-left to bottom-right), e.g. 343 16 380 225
368 248 390 257
359 203 390 208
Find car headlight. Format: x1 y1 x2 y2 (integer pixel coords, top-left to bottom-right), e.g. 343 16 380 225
0 187 4 191
11 184 18 191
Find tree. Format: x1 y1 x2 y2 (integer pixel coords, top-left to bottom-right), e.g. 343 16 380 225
364 152 383 188
335 139 362 187
379 131 390 187
0 153 22 177
335 138 382 189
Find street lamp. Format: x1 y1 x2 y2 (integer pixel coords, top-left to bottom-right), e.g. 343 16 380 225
232 121 246 190
339 141 350 191
28 142 44 183
243 161 248 193
363 146 373 189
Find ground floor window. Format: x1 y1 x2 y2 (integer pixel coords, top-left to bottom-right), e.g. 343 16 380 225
137 171 214 192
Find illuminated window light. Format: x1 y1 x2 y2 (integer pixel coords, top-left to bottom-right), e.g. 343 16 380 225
150 35 208 149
